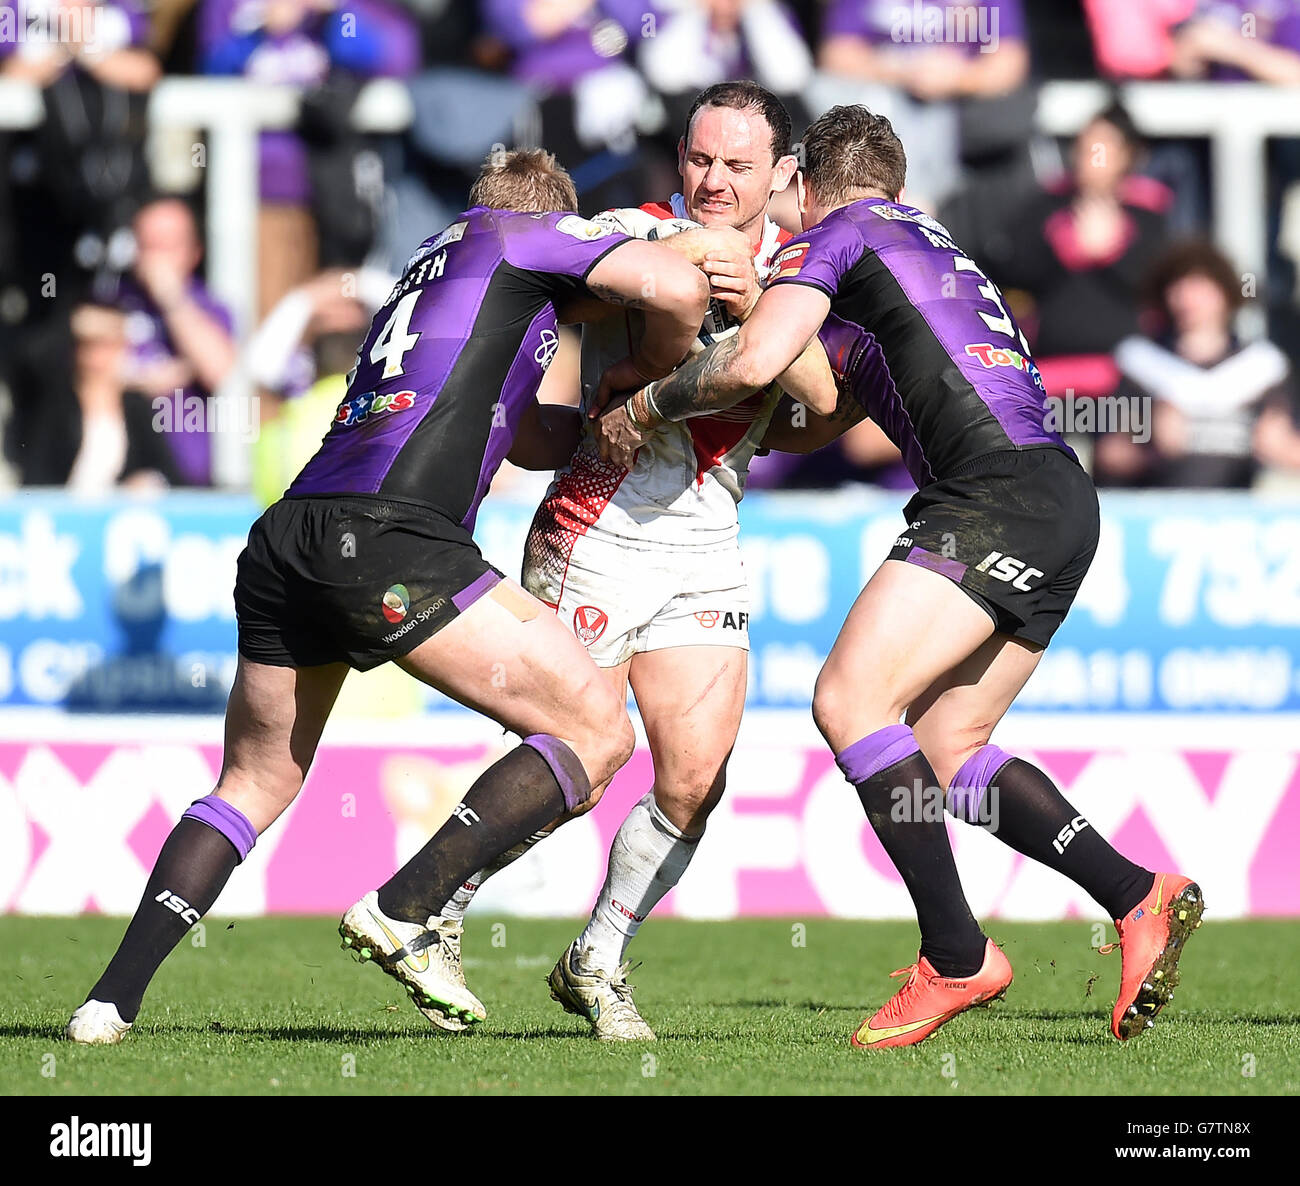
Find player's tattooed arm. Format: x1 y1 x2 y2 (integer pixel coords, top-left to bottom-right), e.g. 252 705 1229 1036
592 334 752 466
759 381 869 454
637 334 748 423
771 335 838 415
611 282 833 426
584 282 649 310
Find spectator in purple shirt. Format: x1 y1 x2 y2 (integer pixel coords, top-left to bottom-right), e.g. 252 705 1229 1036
813 0 1029 209
199 0 417 314
820 0 1028 88
1171 0 1300 81
0 0 158 90
484 0 653 91
115 197 238 486
483 1 659 209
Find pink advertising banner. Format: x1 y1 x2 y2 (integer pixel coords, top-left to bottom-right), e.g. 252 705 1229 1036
1 713 1296 920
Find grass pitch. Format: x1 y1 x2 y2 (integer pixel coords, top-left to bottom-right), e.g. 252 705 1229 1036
2 916 1297 1096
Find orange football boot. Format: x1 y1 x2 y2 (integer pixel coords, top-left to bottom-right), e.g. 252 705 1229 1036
1103 872 1204 1041
851 938 1013 1049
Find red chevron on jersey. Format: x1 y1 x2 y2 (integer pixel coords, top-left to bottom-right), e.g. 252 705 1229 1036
690 389 776 485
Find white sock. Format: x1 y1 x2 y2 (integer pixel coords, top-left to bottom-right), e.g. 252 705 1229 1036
575 792 701 974
439 829 549 922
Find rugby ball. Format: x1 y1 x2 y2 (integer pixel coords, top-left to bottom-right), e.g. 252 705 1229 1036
592 206 697 242
592 208 742 355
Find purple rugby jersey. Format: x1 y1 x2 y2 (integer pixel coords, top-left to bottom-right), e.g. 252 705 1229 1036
767 200 1073 488
287 208 629 530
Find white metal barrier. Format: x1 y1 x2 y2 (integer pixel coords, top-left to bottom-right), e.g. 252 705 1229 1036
0 75 1295 484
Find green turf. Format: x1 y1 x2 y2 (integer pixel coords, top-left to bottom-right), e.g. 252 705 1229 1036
3 916 1297 1095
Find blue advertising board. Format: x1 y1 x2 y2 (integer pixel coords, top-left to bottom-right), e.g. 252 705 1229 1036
0 488 1295 712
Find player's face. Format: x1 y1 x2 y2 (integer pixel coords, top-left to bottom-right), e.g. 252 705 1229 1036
679 106 786 240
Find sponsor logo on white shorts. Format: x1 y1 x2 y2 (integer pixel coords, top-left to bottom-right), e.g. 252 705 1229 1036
573 605 608 646
694 610 749 630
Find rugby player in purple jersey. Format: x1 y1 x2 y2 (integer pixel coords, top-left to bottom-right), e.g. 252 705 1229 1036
66 149 711 1043
598 106 1203 1049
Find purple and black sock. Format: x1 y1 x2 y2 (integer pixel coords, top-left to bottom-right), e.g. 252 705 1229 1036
837 724 987 978
947 745 1154 920
86 795 257 1022
377 735 590 924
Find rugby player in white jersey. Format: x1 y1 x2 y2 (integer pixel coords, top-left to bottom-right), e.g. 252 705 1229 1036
424 82 838 1040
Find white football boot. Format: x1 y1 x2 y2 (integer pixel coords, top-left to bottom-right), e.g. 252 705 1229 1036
422 918 470 1033
548 941 656 1041
340 891 485 1028
66 1000 132 1045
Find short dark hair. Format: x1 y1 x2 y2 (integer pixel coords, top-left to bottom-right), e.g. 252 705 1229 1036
684 81 793 163
798 105 907 205
469 148 578 214
1145 238 1245 320
1087 99 1143 153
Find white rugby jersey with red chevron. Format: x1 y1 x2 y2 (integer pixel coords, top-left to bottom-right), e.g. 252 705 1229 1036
525 197 790 610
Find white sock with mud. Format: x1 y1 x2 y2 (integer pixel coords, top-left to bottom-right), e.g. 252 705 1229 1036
575 792 700 974
439 830 549 922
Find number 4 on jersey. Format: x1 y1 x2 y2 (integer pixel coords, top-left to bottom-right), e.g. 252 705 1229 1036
371 291 422 379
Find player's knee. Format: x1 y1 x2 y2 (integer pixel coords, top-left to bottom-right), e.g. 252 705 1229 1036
922 724 997 790
560 671 633 785
656 768 724 832
812 669 854 748
579 701 635 788
602 711 637 777
213 770 302 830
565 778 609 818
815 666 910 752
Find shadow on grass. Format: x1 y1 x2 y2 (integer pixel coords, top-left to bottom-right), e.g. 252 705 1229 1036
183 1021 612 1043
1 1019 646 1045
722 999 852 1011
186 1022 451 1043
0 1021 421 1045
480 1027 595 1041
0 1023 65 1040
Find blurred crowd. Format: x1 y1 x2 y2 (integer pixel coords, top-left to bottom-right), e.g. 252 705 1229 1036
2 0 1300 497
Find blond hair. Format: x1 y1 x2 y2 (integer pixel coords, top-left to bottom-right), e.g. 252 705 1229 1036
468 148 578 214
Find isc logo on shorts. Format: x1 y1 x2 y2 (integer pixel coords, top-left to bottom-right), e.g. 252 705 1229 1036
975 551 1043 591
